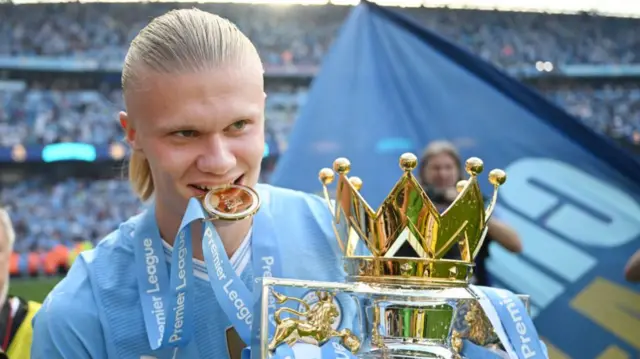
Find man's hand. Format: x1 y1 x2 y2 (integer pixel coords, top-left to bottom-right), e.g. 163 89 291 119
624 249 640 283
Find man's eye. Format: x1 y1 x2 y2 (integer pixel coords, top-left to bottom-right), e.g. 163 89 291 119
229 120 248 131
174 130 198 138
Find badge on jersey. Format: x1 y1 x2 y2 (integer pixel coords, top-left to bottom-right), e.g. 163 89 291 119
298 291 344 330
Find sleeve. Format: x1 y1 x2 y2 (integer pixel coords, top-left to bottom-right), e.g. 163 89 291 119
31 257 108 359
304 193 344 259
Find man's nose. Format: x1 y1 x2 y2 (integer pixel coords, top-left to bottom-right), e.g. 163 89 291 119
196 135 236 176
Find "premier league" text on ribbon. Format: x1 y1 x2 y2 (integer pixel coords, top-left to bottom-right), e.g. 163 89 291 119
143 238 167 347
207 227 252 325
207 227 226 281
223 279 252 324
261 256 278 327
497 290 537 359
169 231 188 343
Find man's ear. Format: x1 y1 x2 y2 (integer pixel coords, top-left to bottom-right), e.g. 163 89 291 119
119 111 140 150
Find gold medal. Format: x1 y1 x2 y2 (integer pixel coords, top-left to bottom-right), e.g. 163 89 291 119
202 184 260 221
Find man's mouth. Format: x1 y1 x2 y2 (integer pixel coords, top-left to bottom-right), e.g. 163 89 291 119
189 175 245 195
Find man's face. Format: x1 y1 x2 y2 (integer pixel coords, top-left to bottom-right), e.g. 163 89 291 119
423 153 459 190
122 65 266 217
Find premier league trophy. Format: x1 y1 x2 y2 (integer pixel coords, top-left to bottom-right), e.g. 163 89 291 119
250 153 545 359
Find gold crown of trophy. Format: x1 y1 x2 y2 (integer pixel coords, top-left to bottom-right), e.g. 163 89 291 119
252 153 529 359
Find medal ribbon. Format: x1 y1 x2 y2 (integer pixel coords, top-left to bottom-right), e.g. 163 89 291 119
135 193 282 352
470 286 548 359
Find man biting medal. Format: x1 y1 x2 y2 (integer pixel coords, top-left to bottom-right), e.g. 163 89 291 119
31 8 357 359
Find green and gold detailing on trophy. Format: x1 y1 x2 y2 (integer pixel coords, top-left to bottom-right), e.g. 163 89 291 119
255 153 527 359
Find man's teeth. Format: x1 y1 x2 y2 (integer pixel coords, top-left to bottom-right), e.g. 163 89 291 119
193 183 235 191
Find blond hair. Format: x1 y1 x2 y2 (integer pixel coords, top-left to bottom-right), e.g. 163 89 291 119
122 8 262 201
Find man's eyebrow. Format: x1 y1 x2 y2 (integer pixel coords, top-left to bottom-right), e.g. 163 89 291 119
155 122 202 133
220 110 263 127
154 109 262 133
226 115 257 124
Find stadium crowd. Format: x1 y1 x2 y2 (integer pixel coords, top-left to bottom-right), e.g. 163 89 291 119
1 178 142 254
0 81 304 148
0 4 639 149
1 3 639 68
1 3 640 255
544 84 640 145
2 80 639 151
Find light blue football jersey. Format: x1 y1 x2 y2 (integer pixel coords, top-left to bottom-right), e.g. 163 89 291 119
31 184 357 359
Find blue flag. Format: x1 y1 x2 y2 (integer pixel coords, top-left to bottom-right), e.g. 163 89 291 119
271 2 640 358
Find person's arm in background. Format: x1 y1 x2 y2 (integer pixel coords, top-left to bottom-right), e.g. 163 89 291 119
487 218 522 253
624 249 640 283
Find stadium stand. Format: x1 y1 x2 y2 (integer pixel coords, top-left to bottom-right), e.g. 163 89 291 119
1 2 640 276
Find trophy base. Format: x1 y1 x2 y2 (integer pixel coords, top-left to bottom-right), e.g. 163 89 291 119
360 344 458 359
254 278 527 359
